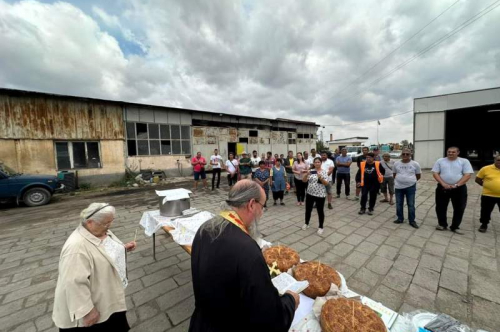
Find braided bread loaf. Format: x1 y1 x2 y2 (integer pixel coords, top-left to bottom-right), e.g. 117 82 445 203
263 245 300 272
293 261 341 298
321 298 386 332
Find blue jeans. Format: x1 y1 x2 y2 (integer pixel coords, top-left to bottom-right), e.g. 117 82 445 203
395 184 416 222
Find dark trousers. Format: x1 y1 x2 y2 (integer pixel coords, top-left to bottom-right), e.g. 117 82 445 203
480 195 500 226
272 190 284 201
395 184 416 222
360 184 379 210
305 194 326 228
336 173 350 196
294 178 306 202
227 173 237 186
212 168 221 189
435 184 467 230
60 311 129 331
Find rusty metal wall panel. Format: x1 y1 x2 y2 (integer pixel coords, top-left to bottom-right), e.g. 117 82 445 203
0 95 124 140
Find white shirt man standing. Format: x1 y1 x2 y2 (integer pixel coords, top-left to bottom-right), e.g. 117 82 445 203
393 149 421 228
432 146 473 234
250 150 261 178
210 149 223 190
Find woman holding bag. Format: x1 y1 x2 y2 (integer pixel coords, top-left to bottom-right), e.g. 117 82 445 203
271 159 287 206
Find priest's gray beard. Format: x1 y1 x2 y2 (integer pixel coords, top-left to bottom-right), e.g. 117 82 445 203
247 217 262 241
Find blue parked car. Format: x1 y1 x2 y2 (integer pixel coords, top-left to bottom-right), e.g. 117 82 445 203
0 163 64 207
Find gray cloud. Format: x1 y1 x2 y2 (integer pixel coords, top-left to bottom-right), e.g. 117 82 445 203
0 0 499 144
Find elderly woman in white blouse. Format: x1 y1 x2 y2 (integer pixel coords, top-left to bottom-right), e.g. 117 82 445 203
53 203 136 331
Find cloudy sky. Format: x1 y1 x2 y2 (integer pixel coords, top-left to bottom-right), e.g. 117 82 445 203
1 0 499 144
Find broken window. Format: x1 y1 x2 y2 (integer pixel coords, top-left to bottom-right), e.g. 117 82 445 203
249 130 258 137
55 141 101 170
126 122 192 156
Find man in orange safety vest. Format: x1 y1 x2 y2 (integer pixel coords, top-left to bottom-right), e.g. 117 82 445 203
355 152 385 215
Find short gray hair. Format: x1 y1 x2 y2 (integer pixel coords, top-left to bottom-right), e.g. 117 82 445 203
80 203 115 225
200 180 262 240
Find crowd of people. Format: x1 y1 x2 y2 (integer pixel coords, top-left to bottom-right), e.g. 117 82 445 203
192 146 498 235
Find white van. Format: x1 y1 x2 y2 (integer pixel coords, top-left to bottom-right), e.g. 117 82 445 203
344 146 363 161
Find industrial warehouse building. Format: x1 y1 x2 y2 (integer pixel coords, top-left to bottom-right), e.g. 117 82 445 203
0 89 318 185
413 86 500 169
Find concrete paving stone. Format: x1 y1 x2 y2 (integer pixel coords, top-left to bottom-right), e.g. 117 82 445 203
373 228 392 237
0 279 31 296
130 313 171 332
137 302 160 321
412 268 440 293
299 249 319 261
376 245 399 260
366 256 394 275
470 266 500 304
404 284 436 312
0 299 23 318
364 221 383 230
125 279 144 296
436 288 469 323
447 243 471 258
393 229 413 239
406 236 426 248
21 249 61 264
393 256 419 275
382 268 413 293
132 278 177 307
443 255 469 273
355 241 379 255
319 252 343 266
0 260 22 273
126 309 138 327
354 227 373 237
300 234 323 247
308 242 332 255
177 251 191 262
343 234 366 246
413 228 434 239
399 302 417 314
343 251 370 269
352 268 380 287
336 264 357 279
157 282 194 311
366 233 388 246
128 268 146 282
424 242 448 258
332 243 355 257
11 262 58 283
371 285 404 312
129 256 158 272
35 312 54 331
337 225 358 236
9 321 37 332
471 253 498 272
0 303 46 332
289 242 309 253
151 247 185 261
324 233 346 246
141 266 182 288
3 279 55 304
472 297 500 332
25 291 50 307
398 245 422 259
178 259 191 271
143 256 181 275
167 296 195 326
173 270 192 286
167 319 190 332
347 278 372 295
419 254 443 272
279 233 303 245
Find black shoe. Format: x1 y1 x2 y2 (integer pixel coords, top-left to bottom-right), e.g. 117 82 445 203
393 220 403 224
409 222 419 229
435 226 447 231
328 203 333 209
478 224 487 233
450 228 463 235
367 209 373 215
280 202 285 206
358 209 365 215
273 202 277 206
336 194 341 198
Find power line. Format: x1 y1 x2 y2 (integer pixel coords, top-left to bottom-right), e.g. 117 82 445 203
323 110 412 127
322 0 500 112
324 0 462 102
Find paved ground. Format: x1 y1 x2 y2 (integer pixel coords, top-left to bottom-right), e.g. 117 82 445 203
0 170 499 332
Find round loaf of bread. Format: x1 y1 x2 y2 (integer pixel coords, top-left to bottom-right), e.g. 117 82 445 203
293 261 341 298
263 245 300 272
321 298 386 332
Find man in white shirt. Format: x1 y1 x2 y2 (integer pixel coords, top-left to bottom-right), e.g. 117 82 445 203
225 153 239 188
432 146 473 234
210 149 223 190
307 148 318 167
321 152 335 209
250 150 261 178
393 149 421 228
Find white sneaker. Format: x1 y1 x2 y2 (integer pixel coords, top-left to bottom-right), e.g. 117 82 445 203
302 224 309 231
317 228 324 235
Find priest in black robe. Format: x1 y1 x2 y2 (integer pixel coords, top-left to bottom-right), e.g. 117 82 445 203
189 180 299 332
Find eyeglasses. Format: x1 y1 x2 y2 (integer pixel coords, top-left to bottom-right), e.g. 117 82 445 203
254 200 266 210
401 153 411 156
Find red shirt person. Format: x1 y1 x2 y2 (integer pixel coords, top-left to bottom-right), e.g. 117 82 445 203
191 152 208 190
